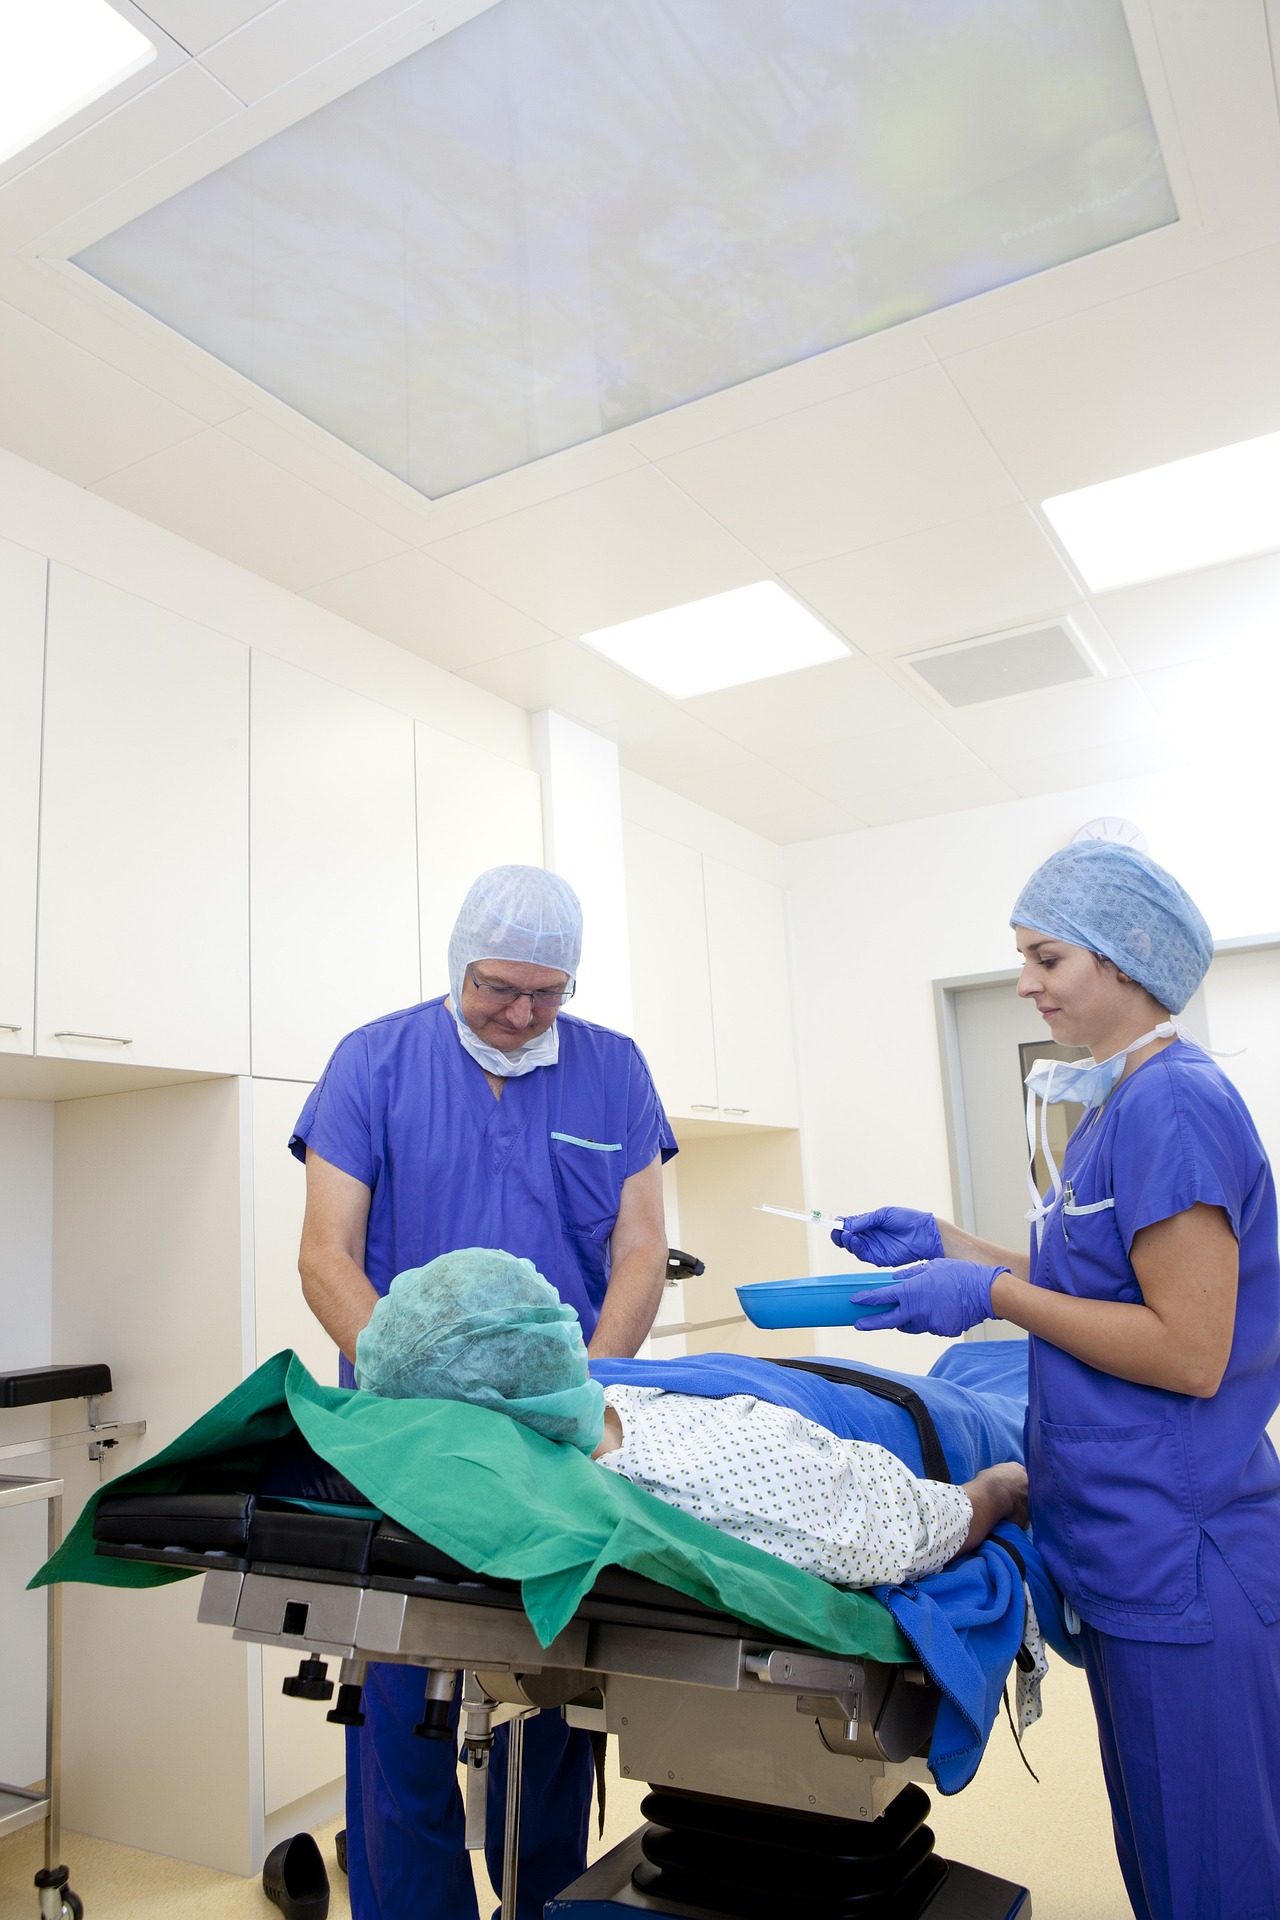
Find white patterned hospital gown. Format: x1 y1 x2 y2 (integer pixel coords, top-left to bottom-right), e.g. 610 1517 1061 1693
596 1384 972 1588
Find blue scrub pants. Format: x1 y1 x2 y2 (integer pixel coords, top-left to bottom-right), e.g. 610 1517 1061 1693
344 1662 594 1920
1080 1538 1280 1920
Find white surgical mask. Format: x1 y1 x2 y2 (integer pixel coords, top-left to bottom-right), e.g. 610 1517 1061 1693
1023 1022 1178 1241
450 1004 561 1079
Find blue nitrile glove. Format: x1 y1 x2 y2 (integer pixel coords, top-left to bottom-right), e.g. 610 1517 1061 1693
831 1206 944 1265
854 1258 1008 1337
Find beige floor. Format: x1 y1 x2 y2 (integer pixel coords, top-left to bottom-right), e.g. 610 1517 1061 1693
0 1663 1131 1918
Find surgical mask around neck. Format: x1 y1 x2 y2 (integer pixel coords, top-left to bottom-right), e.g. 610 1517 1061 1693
450 1000 561 1079
1024 1022 1178 1240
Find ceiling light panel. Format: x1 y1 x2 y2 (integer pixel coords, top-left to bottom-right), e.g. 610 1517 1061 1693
1043 431 1280 590
0 0 156 167
582 583 848 698
75 0 1174 498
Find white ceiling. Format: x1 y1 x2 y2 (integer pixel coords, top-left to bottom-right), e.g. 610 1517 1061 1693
2 0 1279 844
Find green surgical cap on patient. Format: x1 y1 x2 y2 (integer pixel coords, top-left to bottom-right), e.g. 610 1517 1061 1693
353 1248 604 1453
1011 840 1213 1015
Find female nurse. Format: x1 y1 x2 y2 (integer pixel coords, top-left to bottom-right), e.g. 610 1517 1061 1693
833 839 1280 1920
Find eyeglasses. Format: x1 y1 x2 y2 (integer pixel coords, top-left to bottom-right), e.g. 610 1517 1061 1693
466 964 575 1010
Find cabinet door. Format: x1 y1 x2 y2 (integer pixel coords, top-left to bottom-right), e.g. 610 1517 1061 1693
703 858 798 1127
416 725 543 997
0 539 45 1055
623 822 719 1119
251 653 420 1082
38 567 250 1072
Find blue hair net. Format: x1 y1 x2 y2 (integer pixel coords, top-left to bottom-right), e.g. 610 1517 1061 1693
447 866 582 1012
1011 841 1212 1014
354 1248 604 1453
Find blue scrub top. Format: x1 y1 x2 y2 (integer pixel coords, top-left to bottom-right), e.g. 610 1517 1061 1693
291 997 676 1352
1027 1039 1280 1642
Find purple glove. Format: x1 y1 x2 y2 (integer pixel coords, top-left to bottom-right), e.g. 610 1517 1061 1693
854 1258 1007 1337
831 1206 944 1265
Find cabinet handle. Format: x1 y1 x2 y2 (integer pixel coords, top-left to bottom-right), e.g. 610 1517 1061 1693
724 1107 749 1115
54 1031 133 1046
0 1023 21 1033
690 1103 718 1112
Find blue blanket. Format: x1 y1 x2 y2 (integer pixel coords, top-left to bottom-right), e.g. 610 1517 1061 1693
591 1343 1079 1793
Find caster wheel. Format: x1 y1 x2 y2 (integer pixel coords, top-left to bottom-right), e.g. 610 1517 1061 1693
62 1897 84 1920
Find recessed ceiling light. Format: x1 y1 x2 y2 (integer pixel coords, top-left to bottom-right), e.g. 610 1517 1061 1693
1042 430 1280 591
581 583 848 699
0 0 156 169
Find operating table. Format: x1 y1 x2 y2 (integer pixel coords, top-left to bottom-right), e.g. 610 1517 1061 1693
91 1470 1032 1920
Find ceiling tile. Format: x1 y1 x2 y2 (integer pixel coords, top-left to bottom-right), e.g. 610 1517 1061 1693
196 0 446 103
413 433 649 545
859 765 1019 829
426 465 764 636
624 327 936 462
90 427 410 589
1138 646 1280 759
683 657 926 759
222 409 436 546
1001 731 1183 801
655 364 1021 574
942 244 1280 499
304 549 556 673
933 672 1171 764
138 2 279 56
784 506 1081 656
735 794 870 844
1094 550 1280 673
0 259 243 425
0 298 206 485
461 638 679 736
0 62 242 254
796 721 996 806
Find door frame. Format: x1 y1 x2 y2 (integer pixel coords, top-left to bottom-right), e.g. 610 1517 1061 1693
934 932 1280 1232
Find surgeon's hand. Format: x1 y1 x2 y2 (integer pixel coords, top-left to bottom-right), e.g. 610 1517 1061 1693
854 1258 1007 1337
831 1206 944 1265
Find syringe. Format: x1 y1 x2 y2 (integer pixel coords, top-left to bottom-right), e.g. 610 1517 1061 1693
756 1203 846 1227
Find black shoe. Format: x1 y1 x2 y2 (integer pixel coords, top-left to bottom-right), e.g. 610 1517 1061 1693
262 1832 330 1918
335 1829 347 1876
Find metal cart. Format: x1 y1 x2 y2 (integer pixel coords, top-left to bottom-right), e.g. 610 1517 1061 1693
0 1365 146 1920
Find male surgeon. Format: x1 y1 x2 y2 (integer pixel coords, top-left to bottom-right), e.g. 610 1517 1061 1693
291 864 674 1920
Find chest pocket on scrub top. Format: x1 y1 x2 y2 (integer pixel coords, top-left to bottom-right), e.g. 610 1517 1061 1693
549 1132 626 1291
1049 1190 1139 1303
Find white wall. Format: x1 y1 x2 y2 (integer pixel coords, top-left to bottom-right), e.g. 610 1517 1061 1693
0 1097 54 1789
784 760 1280 1373
534 710 633 1031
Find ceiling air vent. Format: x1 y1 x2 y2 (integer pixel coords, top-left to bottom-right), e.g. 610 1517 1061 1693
902 621 1099 707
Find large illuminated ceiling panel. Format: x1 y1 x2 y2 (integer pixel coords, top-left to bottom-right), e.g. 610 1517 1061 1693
75 0 1175 498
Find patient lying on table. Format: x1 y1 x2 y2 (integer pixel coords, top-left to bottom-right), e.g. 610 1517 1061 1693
354 1247 1029 1591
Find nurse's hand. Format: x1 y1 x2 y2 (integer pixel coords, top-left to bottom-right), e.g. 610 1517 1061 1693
854 1258 1008 1337
831 1206 944 1265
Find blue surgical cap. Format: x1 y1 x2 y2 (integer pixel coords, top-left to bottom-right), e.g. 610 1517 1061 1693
447 866 582 1012
1011 841 1213 1014
354 1248 604 1453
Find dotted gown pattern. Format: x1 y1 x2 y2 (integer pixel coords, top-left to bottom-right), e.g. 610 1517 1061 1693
597 1384 972 1588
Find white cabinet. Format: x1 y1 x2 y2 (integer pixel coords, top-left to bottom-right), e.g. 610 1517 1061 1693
704 857 798 1128
37 567 250 1072
0 539 45 1056
251 653 420 1081
416 724 543 996
624 822 719 1117
624 832 798 1128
